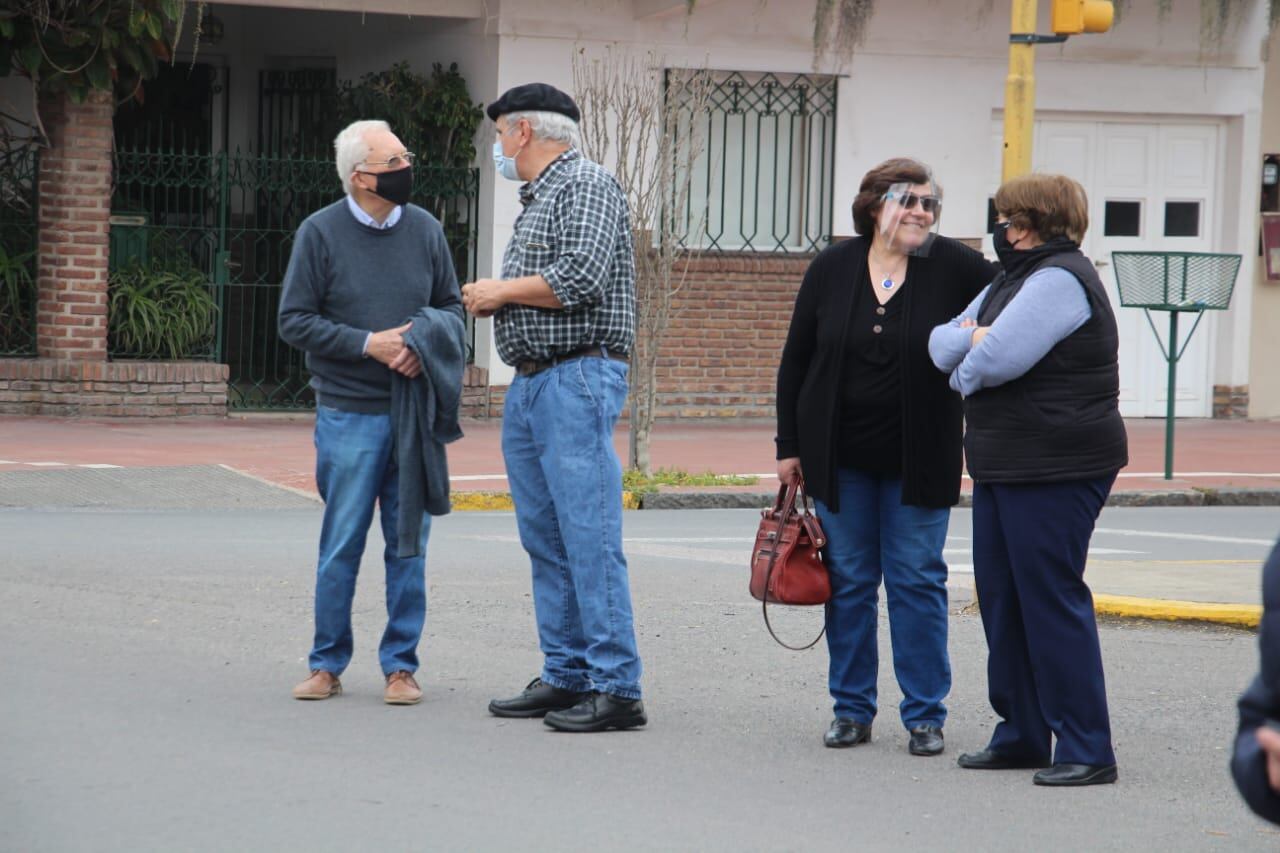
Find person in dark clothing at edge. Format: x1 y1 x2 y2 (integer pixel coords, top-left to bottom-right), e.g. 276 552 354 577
930 172 1128 787
775 157 996 757
279 119 465 707
1233 539 1280 824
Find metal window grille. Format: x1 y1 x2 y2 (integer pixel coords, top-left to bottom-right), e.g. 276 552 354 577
670 70 836 254
111 146 479 410
0 143 39 357
258 69 338 157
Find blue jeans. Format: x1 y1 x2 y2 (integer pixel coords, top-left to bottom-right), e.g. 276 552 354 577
814 468 952 729
309 406 431 677
501 356 642 700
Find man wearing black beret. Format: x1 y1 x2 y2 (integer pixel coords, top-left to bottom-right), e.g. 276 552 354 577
462 83 646 732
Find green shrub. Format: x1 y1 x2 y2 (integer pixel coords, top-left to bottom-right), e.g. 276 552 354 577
108 261 217 359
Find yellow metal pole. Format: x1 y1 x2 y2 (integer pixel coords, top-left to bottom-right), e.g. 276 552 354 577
1002 0 1037 182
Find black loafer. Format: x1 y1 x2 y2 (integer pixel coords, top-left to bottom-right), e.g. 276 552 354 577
823 718 871 748
544 692 647 732
957 748 1051 770
1033 763 1118 787
488 677 588 718
908 724 944 756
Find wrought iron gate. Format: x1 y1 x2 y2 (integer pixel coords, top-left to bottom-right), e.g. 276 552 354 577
111 146 479 410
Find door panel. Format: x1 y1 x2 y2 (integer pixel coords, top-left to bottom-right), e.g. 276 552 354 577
990 117 1220 417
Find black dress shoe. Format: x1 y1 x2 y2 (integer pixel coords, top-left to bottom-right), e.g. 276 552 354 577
908 724 944 756
1033 763 1118 787
488 678 587 718
823 718 871 748
544 692 647 732
957 748 1051 770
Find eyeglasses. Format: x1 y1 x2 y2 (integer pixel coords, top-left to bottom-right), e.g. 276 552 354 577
885 191 941 215
360 151 416 170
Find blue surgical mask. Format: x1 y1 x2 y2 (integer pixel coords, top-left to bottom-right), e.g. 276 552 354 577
493 141 521 182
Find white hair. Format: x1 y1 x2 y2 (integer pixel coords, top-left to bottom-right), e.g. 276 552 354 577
334 120 390 195
504 110 581 149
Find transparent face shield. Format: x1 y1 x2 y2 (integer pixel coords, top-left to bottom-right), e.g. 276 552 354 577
877 182 942 257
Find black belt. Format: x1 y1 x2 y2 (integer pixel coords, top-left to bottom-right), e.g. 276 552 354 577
515 344 629 377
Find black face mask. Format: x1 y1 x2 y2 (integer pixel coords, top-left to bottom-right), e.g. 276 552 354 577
992 221 1019 264
992 221 1079 281
362 166 412 206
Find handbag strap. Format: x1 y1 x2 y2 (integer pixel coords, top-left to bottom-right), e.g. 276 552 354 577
760 478 826 651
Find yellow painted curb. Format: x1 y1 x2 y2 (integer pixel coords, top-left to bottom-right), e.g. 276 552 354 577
1092 593 1261 628
451 491 641 511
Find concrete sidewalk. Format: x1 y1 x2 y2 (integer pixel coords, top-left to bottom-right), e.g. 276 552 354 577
1 413 1277 625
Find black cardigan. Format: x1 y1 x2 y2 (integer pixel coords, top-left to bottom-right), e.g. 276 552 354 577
775 235 997 511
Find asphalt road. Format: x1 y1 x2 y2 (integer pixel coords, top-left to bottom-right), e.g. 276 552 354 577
2 504 1278 852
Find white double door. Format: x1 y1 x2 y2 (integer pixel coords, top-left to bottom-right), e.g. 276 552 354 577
990 118 1222 417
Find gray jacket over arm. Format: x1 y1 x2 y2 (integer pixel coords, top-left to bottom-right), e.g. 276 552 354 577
391 305 466 557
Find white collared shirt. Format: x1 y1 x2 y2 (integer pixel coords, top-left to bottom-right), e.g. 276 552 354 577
346 194 403 230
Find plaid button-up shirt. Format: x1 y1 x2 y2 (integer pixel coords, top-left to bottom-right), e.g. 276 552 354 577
495 149 636 365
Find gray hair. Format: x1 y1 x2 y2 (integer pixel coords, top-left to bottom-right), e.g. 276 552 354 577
503 110 581 149
333 120 390 195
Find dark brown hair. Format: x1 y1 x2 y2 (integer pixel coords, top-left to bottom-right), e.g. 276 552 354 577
851 158 938 237
994 173 1089 243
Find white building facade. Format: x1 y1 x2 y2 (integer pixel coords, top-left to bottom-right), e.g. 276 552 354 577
6 0 1277 417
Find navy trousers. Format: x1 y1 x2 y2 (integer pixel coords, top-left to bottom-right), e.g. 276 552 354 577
972 474 1117 767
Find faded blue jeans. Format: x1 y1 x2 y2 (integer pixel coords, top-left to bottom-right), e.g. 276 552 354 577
501 355 642 700
309 406 431 677
814 468 952 730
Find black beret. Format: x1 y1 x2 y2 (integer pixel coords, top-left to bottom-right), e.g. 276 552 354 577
486 83 581 124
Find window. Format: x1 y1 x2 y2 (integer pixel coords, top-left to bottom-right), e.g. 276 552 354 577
1103 200 1142 237
672 71 836 254
1164 201 1201 238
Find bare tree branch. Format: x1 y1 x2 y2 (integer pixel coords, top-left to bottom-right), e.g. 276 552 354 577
573 48 713 473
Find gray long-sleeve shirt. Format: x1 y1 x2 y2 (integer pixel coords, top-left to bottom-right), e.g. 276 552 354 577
278 199 462 412
928 266 1092 396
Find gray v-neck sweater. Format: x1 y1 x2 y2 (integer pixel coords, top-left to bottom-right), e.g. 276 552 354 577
278 199 462 412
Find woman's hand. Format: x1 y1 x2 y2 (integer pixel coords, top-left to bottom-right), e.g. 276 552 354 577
960 317 990 347
777 457 803 487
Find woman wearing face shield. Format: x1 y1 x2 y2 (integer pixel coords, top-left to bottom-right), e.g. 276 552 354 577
929 173 1127 786
775 158 996 756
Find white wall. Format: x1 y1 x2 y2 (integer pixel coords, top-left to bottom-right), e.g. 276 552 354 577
472 0 1270 390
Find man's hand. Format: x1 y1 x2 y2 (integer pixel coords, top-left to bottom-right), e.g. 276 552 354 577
389 347 422 378
1256 726 1280 792
960 317 990 347
461 279 508 318
367 322 411 366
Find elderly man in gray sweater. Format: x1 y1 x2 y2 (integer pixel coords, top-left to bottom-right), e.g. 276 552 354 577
279 119 465 706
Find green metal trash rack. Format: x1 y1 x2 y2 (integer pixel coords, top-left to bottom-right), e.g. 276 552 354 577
1110 251 1242 480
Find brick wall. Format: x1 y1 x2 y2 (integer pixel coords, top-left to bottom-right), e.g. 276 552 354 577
461 252 808 422
0 361 228 417
1213 384 1249 419
4 90 231 418
36 89 112 362
653 252 810 418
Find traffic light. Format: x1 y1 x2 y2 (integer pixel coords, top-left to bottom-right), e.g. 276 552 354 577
1051 0 1114 35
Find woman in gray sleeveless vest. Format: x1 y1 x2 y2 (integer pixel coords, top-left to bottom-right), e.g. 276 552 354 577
928 173 1128 787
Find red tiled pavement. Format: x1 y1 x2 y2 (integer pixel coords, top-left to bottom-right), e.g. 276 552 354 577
1 414 1278 496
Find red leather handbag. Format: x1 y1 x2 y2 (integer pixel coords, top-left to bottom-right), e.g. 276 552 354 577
750 478 830 649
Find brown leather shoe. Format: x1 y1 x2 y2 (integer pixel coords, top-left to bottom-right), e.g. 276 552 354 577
384 671 422 705
292 670 341 700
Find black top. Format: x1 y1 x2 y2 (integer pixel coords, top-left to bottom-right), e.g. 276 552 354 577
776 236 997 511
837 268 904 475
963 247 1128 483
